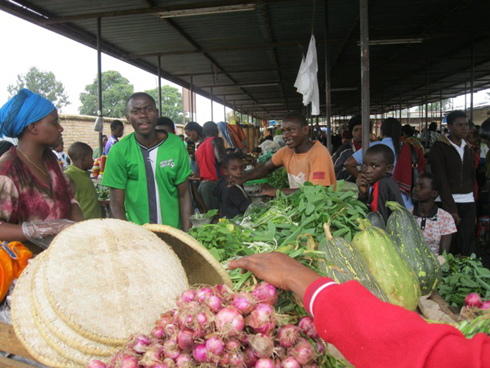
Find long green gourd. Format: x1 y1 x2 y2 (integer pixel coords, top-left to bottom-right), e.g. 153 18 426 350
385 201 441 296
352 223 421 311
319 224 388 302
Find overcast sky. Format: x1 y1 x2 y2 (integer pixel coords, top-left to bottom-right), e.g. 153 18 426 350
0 10 228 122
0 10 488 122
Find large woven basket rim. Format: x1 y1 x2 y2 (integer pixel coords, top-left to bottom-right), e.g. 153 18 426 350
31 255 116 357
143 224 232 286
42 219 188 347
11 253 82 368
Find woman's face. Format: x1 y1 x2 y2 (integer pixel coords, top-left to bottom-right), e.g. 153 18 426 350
33 109 63 147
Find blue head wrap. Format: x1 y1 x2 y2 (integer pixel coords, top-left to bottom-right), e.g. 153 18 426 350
0 88 56 138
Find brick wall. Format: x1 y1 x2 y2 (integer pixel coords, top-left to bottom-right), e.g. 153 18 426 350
59 114 184 151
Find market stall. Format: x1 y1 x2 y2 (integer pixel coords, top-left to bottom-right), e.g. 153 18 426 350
2 181 490 367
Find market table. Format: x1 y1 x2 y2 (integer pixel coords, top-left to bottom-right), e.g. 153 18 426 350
0 322 37 367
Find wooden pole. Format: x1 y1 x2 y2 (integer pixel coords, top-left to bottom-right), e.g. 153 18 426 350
157 56 162 117
324 0 332 152
96 18 103 156
360 0 371 153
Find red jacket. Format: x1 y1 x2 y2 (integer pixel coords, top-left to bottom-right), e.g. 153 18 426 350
303 278 490 367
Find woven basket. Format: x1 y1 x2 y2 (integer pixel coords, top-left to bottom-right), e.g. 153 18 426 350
42 219 189 346
11 253 83 368
143 224 232 287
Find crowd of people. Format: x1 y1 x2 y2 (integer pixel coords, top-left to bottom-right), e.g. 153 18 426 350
1 88 490 366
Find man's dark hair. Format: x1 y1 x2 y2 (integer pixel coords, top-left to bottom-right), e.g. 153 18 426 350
446 110 467 126
402 124 414 137
348 115 362 133
126 92 156 109
418 172 441 193
157 117 175 132
380 118 402 156
223 153 243 168
429 122 438 131
365 144 395 165
480 117 490 142
68 142 93 162
110 120 123 131
185 121 204 136
283 112 308 127
203 121 219 137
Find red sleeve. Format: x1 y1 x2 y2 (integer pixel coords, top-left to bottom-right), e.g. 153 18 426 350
303 278 490 368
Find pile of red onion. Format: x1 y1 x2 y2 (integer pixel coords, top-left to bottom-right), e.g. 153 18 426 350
89 282 325 367
464 293 490 310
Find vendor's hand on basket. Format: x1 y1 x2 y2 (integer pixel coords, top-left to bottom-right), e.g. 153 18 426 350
228 252 322 299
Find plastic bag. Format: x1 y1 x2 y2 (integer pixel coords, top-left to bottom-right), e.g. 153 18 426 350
273 135 286 147
22 219 74 249
259 140 280 154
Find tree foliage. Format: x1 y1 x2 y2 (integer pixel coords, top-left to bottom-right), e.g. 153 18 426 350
7 66 70 110
145 85 184 124
79 70 134 118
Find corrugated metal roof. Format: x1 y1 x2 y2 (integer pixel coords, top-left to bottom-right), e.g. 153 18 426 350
2 0 490 119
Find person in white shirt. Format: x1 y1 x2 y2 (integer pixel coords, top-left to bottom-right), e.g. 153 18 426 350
429 110 475 256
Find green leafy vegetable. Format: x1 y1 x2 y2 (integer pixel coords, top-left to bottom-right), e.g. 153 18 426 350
437 253 490 308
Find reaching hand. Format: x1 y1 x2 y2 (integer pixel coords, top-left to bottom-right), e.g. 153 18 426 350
228 252 322 299
261 188 277 197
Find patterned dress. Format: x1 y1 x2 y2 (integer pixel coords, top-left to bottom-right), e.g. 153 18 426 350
0 148 76 224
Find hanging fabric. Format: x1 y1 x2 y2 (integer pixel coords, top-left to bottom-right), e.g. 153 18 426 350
294 35 320 116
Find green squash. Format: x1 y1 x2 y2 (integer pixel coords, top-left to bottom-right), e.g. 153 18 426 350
352 223 421 310
386 201 441 296
319 224 388 302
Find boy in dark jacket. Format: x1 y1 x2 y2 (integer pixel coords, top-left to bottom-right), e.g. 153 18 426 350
429 110 475 256
356 144 405 223
213 153 251 219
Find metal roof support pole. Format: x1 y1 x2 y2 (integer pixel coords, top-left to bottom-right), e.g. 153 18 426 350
233 101 236 116
439 90 443 126
96 17 103 156
425 62 429 147
190 75 194 121
470 35 474 122
210 87 214 122
464 81 467 111
359 0 371 154
324 0 332 152
223 96 226 121
399 84 402 120
157 56 162 118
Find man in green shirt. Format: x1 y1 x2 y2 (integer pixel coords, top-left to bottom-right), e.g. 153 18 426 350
102 93 193 230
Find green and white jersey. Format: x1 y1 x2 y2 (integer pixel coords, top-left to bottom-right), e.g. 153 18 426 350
102 132 192 228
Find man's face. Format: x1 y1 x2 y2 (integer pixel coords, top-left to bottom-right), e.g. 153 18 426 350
113 125 124 138
281 120 308 149
352 125 362 143
362 152 392 185
126 96 158 137
185 129 199 143
224 159 245 180
448 117 469 140
102 136 108 147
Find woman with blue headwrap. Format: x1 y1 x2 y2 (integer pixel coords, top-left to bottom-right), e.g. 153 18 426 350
0 89 83 247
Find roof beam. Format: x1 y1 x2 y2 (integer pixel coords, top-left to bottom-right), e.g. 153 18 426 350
42 0 302 24
126 41 304 58
260 3 289 110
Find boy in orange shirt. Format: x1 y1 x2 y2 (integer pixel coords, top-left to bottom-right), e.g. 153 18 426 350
236 112 336 195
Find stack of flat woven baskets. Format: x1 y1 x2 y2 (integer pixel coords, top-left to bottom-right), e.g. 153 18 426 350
12 219 231 367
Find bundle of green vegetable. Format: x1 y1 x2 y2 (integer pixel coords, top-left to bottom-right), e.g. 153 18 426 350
266 167 289 189
437 253 490 308
94 183 110 201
